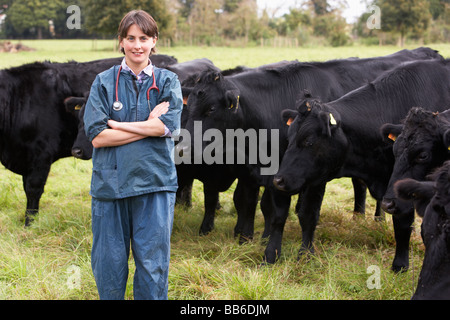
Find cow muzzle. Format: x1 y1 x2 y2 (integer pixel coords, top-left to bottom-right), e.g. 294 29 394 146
273 175 286 191
71 147 84 159
381 198 398 214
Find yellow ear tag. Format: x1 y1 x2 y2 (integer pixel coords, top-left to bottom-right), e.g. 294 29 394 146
230 96 240 110
74 104 82 111
329 113 337 125
388 133 397 142
286 118 293 126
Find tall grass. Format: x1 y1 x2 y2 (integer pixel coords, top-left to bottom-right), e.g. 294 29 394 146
1 41 447 300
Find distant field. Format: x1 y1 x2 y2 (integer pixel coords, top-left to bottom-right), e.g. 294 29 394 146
1 39 449 69
0 40 447 300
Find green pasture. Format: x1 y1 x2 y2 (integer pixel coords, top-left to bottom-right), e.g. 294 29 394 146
1 39 449 69
1 40 449 300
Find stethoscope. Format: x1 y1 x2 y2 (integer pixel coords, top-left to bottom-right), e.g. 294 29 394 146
112 66 160 112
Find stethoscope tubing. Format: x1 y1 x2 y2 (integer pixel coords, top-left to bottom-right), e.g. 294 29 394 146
114 65 160 111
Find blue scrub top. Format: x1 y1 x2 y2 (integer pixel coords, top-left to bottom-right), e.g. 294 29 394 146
84 65 183 200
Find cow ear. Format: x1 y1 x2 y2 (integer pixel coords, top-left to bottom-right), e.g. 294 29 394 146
281 109 298 126
181 87 193 105
394 178 435 202
318 111 338 137
443 129 450 151
380 123 403 144
226 90 240 112
64 96 85 116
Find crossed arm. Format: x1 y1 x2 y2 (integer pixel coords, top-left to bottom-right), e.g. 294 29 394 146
91 102 169 148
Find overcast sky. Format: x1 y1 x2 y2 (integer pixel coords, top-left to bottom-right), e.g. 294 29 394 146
256 0 369 23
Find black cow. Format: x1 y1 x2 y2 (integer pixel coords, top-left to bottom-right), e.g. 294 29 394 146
394 161 450 299
380 107 450 216
182 47 442 263
166 58 220 84
0 54 177 226
147 54 178 68
273 58 450 272
177 59 299 238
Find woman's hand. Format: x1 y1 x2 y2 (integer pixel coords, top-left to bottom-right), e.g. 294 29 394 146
149 101 169 119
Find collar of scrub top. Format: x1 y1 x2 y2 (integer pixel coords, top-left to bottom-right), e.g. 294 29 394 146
120 58 154 84
119 58 170 138
117 58 160 108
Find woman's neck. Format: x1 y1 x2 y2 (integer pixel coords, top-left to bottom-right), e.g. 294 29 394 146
126 59 149 76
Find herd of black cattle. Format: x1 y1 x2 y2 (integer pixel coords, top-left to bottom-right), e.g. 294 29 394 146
1 47 450 299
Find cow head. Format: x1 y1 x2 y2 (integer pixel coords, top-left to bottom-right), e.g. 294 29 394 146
64 95 92 160
186 71 243 130
273 97 348 194
395 161 450 299
381 107 450 215
181 71 243 158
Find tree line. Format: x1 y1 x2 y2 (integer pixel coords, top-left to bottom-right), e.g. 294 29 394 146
0 0 448 46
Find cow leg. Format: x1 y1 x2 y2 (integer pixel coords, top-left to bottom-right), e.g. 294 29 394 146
263 190 291 264
374 200 385 221
22 165 51 227
259 188 273 241
199 186 220 235
391 209 415 273
352 178 367 216
297 183 326 257
233 180 259 244
176 178 193 207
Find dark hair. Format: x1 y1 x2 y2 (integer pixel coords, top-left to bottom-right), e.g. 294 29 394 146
118 10 158 55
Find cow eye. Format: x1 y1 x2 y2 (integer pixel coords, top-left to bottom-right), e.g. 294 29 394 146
303 139 314 147
416 152 429 163
206 105 216 116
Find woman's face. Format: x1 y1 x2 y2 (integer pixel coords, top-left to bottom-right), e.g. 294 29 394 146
120 24 156 73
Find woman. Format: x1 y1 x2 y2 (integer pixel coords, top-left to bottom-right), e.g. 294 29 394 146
83 10 182 300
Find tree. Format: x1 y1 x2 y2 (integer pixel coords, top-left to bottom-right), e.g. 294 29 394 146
376 0 431 46
7 0 64 38
53 0 88 38
308 0 330 15
81 0 123 37
223 0 258 44
178 0 195 18
429 0 446 20
283 8 311 34
223 0 241 13
186 0 223 45
81 0 173 39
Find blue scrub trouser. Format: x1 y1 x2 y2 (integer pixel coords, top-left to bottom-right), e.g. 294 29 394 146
91 191 175 300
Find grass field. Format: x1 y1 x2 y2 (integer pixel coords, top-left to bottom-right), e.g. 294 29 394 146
1 40 449 300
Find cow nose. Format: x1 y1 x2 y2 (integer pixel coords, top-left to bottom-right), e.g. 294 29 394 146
273 176 286 191
381 198 396 214
71 147 83 159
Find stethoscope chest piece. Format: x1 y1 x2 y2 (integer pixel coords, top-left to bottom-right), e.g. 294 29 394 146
112 100 123 111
